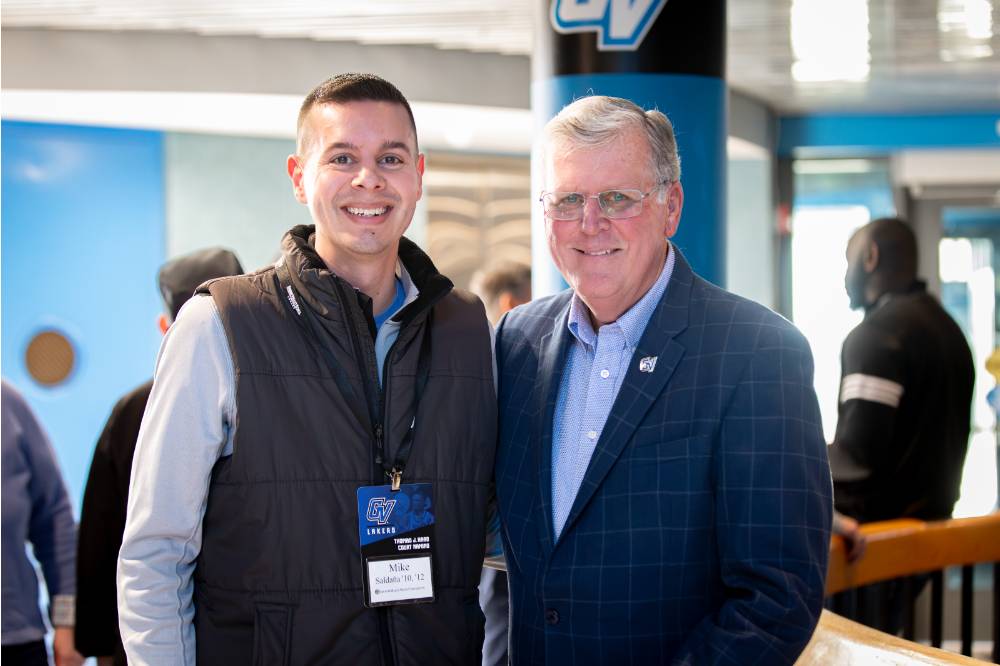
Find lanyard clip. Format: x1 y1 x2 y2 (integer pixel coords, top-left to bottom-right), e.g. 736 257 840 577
390 468 402 492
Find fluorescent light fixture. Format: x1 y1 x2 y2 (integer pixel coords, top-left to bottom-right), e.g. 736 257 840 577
938 0 993 40
793 159 875 175
791 0 870 83
941 44 994 61
938 0 993 61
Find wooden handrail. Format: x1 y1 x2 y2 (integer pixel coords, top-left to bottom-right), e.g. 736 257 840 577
796 610 993 664
826 512 1000 595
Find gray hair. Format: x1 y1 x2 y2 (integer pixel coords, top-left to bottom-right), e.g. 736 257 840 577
541 96 681 185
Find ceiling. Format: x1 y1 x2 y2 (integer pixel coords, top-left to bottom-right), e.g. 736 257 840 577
2 0 999 114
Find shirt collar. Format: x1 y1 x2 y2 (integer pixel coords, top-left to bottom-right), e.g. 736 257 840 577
567 242 676 350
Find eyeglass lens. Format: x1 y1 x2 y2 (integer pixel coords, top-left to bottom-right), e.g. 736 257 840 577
544 189 644 219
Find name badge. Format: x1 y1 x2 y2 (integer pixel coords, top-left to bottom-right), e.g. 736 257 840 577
357 483 435 607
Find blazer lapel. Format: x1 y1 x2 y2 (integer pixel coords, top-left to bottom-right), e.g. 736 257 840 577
558 248 695 542
533 303 573 557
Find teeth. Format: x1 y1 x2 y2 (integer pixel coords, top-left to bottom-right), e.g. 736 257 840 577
585 249 613 256
347 206 388 217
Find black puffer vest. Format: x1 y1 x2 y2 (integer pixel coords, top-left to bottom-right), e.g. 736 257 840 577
192 226 497 665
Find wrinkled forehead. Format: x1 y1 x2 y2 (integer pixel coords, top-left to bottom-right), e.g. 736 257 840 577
542 130 651 190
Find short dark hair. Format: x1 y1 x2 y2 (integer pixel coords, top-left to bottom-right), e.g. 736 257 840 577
474 262 531 302
297 73 417 152
470 261 532 321
867 217 917 279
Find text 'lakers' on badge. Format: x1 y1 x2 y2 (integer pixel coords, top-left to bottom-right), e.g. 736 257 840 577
357 483 436 607
639 356 658 373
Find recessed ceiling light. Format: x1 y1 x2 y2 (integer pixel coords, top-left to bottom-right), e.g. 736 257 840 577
790 0 870 83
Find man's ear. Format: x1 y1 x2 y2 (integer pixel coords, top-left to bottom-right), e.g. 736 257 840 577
287 154 308 204
864 241 880 273
664 181 684 238
416 153 425 200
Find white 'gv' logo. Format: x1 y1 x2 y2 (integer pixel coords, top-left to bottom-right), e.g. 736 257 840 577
366 497 397 526
551 0 668 51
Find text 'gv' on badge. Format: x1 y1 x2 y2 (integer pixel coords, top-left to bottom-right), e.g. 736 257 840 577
638 356 658 373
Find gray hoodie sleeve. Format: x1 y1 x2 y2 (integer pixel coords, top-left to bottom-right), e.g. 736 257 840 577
117 294 236 666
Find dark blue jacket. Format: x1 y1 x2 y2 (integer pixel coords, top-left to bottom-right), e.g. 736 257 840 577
495 248 832 665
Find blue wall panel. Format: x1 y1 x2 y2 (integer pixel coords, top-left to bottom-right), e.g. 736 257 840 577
2 121 165 512
779 112 1000 156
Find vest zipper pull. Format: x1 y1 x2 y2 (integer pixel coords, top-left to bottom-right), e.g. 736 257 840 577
390 468 402 492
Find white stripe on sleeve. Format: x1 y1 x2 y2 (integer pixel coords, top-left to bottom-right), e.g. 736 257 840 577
840 373 904 407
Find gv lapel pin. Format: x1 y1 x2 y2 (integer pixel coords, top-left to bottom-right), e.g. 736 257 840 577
638 356 658 373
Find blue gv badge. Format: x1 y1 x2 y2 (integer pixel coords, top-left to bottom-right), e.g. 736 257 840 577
357 483 436 607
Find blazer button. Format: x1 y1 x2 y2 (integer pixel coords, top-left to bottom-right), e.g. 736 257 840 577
545 609 560 625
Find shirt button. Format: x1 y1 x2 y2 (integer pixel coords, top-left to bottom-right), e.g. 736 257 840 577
600 369 610 379
587 430 597 440
545 609 560 625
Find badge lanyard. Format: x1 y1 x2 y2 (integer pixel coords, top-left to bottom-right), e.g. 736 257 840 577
273 264 432 487
274 263 438 606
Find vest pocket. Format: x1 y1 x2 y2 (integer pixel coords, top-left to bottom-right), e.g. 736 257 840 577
253 603 294 666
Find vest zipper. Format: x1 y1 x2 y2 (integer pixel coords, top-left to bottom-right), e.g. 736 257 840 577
330 278 398 666
375 327 409 666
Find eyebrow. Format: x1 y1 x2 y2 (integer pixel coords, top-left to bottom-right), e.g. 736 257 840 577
381 140 414 155
323 140 414 156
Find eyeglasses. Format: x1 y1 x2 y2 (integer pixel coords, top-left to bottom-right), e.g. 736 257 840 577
539 180 669 221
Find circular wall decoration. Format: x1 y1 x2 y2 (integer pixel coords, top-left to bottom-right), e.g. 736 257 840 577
25 329 76 387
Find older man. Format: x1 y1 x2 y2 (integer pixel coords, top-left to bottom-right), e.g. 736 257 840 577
494 96 832 664
118 73 497 665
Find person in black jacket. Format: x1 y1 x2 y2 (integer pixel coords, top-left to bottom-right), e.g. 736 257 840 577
828 216 975 632
830 217 974 523
74 248 242 665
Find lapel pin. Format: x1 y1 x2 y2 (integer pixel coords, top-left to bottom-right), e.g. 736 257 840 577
638 356 658 373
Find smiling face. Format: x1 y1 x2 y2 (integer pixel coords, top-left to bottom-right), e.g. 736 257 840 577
543 129 683 325
287 100 424 270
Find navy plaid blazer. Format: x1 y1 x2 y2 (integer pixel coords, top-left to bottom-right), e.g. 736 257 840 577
495 248 833 665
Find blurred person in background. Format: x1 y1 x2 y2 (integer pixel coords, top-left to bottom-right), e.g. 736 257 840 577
830 217 974 525
470 260 532 325
2 380 84 666
470 260 531 666
828 216 975 632
74 248 243 666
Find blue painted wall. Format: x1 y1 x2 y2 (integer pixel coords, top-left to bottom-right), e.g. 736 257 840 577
2 121 165 513
943 206 1000 236
779 112 1000 156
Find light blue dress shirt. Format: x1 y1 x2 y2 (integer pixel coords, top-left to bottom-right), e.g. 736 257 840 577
551 245 676 539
